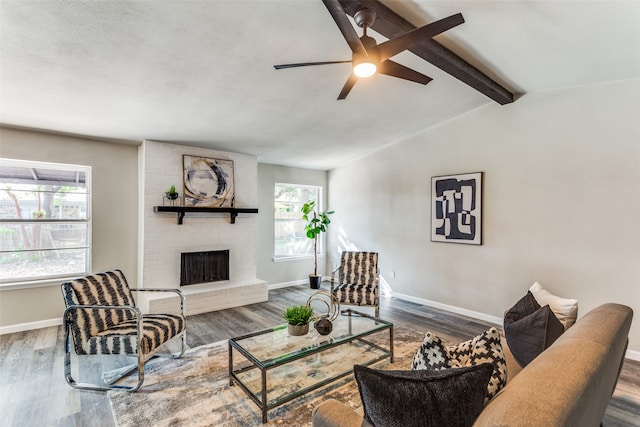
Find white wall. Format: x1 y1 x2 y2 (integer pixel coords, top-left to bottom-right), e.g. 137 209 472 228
328 79 640 355
139 140 259 288
0 127 138 329
257 163 328 286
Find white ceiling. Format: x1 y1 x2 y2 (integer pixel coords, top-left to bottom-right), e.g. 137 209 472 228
1 0 639 170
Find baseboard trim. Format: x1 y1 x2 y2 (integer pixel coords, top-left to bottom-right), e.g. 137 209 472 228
390 292 640 362
268 276 331 290
0 317 61 335
626 349 640 362
268 279 308 290
391 292 503 325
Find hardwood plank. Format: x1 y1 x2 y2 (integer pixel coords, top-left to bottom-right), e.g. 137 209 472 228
33 326 59 350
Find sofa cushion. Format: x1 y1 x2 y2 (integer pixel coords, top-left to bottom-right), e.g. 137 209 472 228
529 282 578 329
499 331 522 382
411 327 506 402
354 363 493 427
504 291 564 367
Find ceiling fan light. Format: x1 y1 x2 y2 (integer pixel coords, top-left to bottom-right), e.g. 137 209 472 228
353 62 377 78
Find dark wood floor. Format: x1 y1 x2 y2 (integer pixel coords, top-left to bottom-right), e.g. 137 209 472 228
1 284 638 426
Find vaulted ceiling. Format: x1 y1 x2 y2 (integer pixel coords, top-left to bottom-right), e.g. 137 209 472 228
1 1 639 169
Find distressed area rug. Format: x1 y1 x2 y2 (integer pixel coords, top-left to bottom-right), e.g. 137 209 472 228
108 326 424 427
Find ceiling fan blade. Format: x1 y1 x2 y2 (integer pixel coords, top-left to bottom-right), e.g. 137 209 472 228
337 74 358 100
377 13 465 62
274 60 351 70
322 0 368 57
378 60 432 85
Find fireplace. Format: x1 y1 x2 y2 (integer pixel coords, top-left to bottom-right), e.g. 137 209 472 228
138 140 267 316
180 250 229 286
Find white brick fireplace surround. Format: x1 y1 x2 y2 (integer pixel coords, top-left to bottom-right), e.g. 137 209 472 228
137 140 268 316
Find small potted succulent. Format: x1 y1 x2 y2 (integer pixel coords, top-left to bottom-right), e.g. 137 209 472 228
165 185 179 200
283 304 314 336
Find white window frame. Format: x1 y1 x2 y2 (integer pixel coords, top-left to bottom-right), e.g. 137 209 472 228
0 158 91 287
274 183 323 261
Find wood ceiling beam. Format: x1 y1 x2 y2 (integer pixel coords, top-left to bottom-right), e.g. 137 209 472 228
338 0 515 105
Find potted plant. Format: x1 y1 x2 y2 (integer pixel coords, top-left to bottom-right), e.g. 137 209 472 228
301 201 334 289
165 185 179 200
283 304 314 336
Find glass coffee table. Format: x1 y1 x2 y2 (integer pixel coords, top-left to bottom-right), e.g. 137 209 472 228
228 309 393 423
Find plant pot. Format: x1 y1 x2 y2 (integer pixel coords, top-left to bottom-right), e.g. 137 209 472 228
166 193 179 200
287 323 309 336
309 274 322 289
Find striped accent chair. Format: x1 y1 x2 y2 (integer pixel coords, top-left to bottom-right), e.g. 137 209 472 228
61 269 186 391
330 251 380 317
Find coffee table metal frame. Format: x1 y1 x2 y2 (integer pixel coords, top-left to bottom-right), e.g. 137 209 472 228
228 309 394 423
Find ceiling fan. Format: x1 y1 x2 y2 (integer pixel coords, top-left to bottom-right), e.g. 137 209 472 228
274 0 465 100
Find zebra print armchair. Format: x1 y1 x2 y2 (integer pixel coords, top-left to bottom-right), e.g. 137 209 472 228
61 269 186 391
330 251 380 317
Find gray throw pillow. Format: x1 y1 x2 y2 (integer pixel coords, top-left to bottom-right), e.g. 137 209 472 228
504 291 564 367
505 290 541 320
354 363 493 427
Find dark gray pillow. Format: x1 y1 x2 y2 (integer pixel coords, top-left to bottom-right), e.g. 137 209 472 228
353 363 493 427
411 327 507 402
505 291 541 321
504 291 564 367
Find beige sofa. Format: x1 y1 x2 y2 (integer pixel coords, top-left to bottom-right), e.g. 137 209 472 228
312 303 633 427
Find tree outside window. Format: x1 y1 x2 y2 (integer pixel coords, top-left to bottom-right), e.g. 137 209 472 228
274 183 321 259
0 158 90 283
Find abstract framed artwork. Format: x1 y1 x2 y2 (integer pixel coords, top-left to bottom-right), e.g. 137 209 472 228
183 155 235 207
431 172 482 245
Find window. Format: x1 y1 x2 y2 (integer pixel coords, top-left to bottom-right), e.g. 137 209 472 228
0 158 91 284
274 183 321 259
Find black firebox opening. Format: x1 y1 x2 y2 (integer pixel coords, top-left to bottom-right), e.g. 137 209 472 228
180 250 229 286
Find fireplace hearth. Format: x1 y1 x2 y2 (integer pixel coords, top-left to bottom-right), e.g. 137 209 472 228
180 250 229 286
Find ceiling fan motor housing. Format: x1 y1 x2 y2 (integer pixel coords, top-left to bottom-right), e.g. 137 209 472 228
354 8 376 28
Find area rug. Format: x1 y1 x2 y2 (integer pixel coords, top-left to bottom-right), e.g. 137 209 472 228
108 325 424 426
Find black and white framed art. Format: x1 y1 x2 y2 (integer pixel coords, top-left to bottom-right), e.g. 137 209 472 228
431 172 482 245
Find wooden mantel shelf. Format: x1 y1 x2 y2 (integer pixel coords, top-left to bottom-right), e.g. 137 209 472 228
153 206 258 225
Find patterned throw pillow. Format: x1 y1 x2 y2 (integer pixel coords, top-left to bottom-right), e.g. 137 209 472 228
354 364 493 427
504 291 564 367
411 327 507 402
